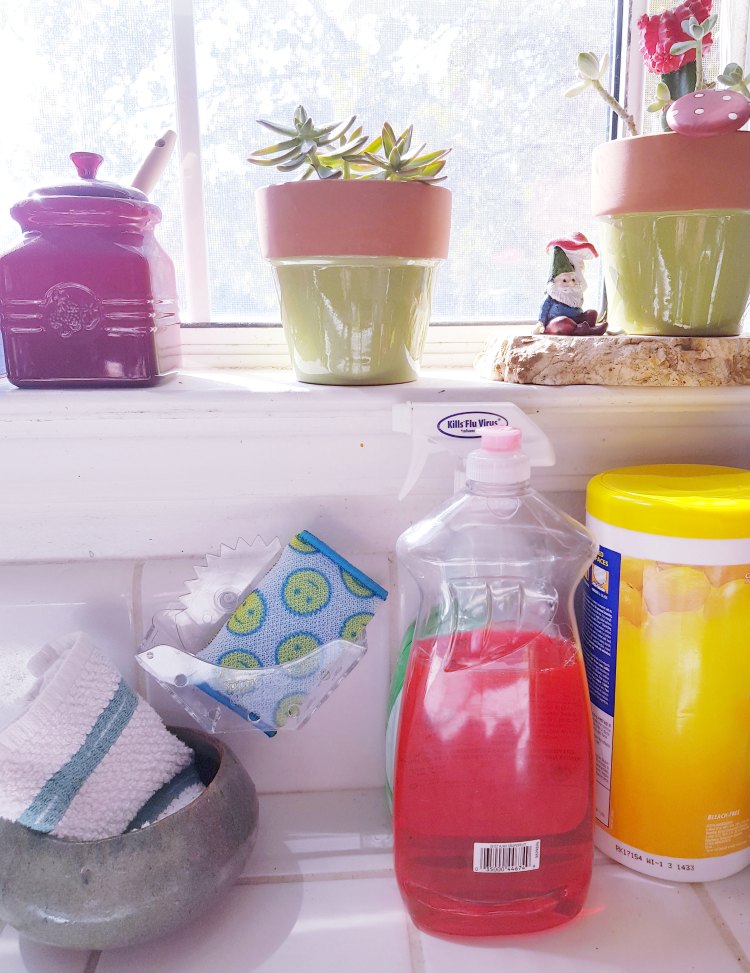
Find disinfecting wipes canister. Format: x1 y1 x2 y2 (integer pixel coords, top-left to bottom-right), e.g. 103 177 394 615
582 464 750 882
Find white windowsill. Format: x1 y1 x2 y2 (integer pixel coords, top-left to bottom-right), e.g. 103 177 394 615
2 358 750 422
1 357 750 562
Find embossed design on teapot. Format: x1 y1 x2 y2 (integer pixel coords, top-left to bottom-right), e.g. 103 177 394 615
42 283 101 339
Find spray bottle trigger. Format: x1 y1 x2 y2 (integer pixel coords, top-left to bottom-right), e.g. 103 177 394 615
397 437 444 501
393 402 555 500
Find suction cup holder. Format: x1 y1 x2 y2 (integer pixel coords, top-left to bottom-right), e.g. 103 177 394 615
135 537 369 736
137 623 366 736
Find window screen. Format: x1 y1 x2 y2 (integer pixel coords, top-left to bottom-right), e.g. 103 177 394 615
0 0 619 323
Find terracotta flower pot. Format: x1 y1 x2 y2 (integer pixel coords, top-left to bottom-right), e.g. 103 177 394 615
256 181 452 385
592 132 750 336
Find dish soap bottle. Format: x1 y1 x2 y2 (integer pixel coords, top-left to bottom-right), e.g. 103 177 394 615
393 426 597 936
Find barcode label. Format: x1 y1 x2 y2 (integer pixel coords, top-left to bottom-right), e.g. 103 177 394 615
473 840 541 873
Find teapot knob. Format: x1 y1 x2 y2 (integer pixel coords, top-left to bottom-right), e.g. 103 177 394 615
70 151 104 180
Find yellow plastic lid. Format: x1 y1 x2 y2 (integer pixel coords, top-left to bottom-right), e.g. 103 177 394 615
586 465 750 539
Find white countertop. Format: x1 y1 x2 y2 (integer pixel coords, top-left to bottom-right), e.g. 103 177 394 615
3 788 749 973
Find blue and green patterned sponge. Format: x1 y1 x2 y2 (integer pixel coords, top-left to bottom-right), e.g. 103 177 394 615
196 531 388 735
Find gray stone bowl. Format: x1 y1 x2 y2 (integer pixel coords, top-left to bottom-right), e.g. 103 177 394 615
0 727 259 950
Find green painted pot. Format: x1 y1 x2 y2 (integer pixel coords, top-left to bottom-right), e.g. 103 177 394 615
596 210 750 337
592 133 750 337
256 182 452 385
271 256 440 385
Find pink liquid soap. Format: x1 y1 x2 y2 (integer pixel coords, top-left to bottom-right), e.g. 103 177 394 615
394 628 594 937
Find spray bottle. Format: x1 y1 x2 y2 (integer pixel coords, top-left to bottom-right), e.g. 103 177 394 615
392 424 597 937
385 402 555 809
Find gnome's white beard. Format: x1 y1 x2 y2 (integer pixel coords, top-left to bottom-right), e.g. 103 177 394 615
547 279 584 308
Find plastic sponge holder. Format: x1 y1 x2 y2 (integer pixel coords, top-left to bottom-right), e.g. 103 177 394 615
136 536 367 737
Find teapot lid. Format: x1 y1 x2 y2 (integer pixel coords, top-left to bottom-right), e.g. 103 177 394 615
32 152 148 200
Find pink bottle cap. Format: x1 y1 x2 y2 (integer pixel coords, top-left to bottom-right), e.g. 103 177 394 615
467 427 529 485
480 427 522 452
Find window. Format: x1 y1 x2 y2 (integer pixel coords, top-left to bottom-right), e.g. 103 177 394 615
0 0 622 327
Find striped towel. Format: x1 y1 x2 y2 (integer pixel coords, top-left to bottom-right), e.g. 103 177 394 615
0 632 205 840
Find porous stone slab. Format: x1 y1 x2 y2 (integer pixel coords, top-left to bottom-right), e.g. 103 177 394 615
475 333 750 386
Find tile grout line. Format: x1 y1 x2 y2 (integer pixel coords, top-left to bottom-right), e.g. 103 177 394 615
236 867 395 886
406 921 427 973
84 950 101 973
691 884 750 972
131 559 145 643
131 559 146 694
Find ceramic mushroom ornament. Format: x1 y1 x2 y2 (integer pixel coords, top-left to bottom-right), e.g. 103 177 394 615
546 232 598 287
667 88 750 135
537 233 607 336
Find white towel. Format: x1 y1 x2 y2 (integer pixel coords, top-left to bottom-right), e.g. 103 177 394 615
0 632 204 840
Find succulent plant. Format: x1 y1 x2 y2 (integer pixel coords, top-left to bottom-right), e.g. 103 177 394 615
569 3 727 134
359 123 450 183
647 80 673 114
248 106 449 183
246 105 369 180
565 53 638 136
718 62 750 99
668 14 717 90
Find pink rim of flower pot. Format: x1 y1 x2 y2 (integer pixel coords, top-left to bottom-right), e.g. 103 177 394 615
256 181 452 260
592 132 750 216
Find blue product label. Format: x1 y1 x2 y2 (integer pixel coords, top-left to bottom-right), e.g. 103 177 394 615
581 545 621 828
581 545 621 716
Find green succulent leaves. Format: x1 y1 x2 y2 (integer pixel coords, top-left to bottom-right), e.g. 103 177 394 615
668 13 716 57
565 52 638 136
247 106 449 183
718 62 750 99
719 62 745 86
565 52 609 96
247 106 364 180
682 13 717 41
669 16 716 89
647 80 673 113
359 123 450 182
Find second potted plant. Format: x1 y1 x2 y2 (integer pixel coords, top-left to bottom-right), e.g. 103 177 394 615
569 0 750 337
249 107 452 385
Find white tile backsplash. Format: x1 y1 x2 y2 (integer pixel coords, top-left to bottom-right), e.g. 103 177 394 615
0 560 136 713
243 788 393 880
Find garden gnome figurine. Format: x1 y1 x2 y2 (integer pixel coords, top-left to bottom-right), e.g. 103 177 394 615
538 233 607 336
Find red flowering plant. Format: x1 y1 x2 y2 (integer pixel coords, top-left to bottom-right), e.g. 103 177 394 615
639 0 713 80
565 0 747 134
639 0 716 125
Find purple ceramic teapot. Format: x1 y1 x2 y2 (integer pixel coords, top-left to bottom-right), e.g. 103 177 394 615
0 152 181 388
